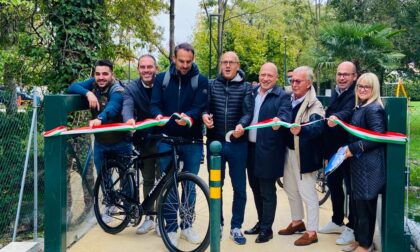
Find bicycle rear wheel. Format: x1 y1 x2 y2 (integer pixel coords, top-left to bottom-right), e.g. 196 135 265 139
157 172 210 252
316 169 331 206
93 159 135 234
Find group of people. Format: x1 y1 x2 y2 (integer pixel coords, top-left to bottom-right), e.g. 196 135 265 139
68 42 386 252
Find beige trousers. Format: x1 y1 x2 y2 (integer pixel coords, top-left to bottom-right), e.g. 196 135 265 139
283 148 319 231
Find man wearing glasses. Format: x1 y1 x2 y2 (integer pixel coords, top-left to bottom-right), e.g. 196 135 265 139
319 61 357 247
202 51 254 245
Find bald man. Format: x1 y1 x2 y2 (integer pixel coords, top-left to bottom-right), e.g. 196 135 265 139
320 61 357 246
202 51 254 245
245 62 291 243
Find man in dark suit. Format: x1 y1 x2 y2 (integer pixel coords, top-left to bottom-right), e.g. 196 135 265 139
319 61 357 246
245 62 291 243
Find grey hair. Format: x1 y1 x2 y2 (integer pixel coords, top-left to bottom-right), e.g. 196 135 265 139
293 66 313 81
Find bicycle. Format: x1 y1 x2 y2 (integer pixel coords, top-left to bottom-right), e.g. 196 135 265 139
276 167 330 206
93 134 210 252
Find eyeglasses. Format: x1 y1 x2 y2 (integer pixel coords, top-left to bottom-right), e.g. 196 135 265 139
356 84 372 91
290 79 306 85
336 72 354 78
221 61 239 66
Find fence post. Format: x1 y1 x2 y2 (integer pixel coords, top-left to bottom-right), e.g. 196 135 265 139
209 141 222 252
44 94 87 252
382 97 411 251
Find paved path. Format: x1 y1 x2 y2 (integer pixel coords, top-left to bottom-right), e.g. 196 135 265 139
68 162 344 252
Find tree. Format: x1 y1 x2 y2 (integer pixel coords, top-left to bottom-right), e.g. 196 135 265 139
44 1 108 91
314 21 404 83
194 0 318 82
328 0 419 70
169 0 175 59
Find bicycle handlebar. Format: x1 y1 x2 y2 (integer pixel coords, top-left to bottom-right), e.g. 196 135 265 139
147 134 203 146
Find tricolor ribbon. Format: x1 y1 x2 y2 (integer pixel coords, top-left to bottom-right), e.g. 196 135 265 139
225 117 407 144
225 118 325 142
43 113 193 137
330 118 407 145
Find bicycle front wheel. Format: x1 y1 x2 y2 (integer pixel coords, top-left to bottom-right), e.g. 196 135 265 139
93 159 135 234
157 172 210 252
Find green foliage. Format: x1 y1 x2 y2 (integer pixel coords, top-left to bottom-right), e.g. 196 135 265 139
315 21 404 76
194 0 318 83
45 1 109 92
409 101 420 187
328 0 419 69
157 53 171 72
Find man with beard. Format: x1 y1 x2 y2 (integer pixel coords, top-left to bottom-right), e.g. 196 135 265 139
68 60 132 223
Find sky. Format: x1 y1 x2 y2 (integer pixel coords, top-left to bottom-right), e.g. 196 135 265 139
154 0 200 50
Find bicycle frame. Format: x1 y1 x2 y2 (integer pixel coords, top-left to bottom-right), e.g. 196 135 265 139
120 141 184 218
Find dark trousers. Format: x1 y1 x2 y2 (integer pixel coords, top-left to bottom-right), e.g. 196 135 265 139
327 159 354 229
259 178 277 231
137 141 160 213
246 143 263 223
206 140 247 229
353 197 378 248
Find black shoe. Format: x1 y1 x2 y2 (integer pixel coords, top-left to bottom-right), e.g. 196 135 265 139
244 223 260 235
255 230 273 243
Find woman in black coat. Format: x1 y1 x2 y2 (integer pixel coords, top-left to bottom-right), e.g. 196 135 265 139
330 72 385 252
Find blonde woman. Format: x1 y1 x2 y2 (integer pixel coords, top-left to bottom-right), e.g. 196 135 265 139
329 72 385 252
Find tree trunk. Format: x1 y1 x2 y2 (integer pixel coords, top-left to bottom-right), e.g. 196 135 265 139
3 62 18 115
217 0 224 61
169 0 175 60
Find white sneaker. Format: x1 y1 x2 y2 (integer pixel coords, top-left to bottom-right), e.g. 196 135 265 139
336 227 355 245
168 232 178 247
181 227 200 244
101 206 117 224
318 221 345 234
155 220 161 237
136 216 155 234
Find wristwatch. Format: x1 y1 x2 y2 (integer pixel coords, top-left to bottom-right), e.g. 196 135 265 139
97 115 103 122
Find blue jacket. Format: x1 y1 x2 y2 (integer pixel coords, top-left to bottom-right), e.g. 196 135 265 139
67 77 124 123
252 85 292 179
150 62 208 139
67 77 127 145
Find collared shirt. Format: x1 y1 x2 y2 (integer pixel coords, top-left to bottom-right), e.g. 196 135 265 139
141 79 153 89
291 93 306 109
248 87 272 143
335 85 348 96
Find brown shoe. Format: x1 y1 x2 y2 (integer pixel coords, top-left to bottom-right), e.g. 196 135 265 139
294 232 318 246
278 222 306 235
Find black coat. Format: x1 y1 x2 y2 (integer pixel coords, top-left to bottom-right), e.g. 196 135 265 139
122 78 154 142
348 101 386 200
323 84 355 159
205 70 254 142
253 86 292 179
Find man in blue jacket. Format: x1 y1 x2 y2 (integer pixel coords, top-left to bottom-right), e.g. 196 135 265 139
67 59 132 224
202 51 254 245
122 54 160 236
150 43 208 246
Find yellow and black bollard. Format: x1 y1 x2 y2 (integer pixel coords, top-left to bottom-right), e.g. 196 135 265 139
209 141 222 252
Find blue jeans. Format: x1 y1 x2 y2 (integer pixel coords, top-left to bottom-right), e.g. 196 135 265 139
93 140 133 205
157 141 203 232
93 140 132 174
206 140 247 229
